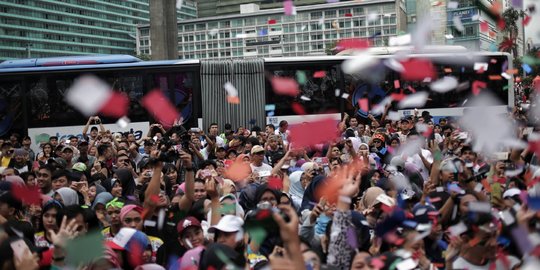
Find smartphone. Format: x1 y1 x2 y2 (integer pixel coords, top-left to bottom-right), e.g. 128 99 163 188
10 239 29 261
251 131 257 137
190 128 201 133
493 152 509 161
173 145 182 152
200 169 213 178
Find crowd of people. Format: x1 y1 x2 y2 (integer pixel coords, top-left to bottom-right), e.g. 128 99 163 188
0 105 539 270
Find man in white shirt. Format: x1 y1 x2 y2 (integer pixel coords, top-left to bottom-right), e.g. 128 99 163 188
208 123 225 148
275 120 290 146
249 145 272 181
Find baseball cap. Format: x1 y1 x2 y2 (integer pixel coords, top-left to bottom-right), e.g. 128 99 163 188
62 146 74 152
209 215 244 233
250 145 265 155
503 188 521 199
106 228 149 252
72 162 87 172
177 216 202 236
373 133 386 143
411 204 439 226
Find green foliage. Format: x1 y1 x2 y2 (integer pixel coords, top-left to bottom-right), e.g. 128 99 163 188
136 54 151 61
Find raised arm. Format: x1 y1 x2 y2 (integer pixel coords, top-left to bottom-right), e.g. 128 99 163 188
82 116 95 140
178 151 195 212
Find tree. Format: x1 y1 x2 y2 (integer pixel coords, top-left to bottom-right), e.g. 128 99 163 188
136 54 151 61
499 8 525 58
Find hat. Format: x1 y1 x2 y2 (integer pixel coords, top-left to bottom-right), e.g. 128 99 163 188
78 140 89 146
411 204 439 225
107 228 149 252
373 133 385 143
62 146 74 152
209 215 244 233
13 148 27 157
250 145 265 155
503 188 521 199
177 216 202 236
90 126 98 131
216 146 226 152
72 162 87 172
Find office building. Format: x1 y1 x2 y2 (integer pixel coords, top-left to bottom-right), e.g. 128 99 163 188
195 0 329 18
0 0 197 60
138 0 407 59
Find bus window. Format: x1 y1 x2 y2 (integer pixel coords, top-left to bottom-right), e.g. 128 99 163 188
265 64 342 116
0 79 24 136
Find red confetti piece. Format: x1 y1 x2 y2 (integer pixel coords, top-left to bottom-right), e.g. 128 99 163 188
98 91 129 118
359 98 369 112
270 77 300 96
268 176 283 190
289 118 338 149
390 93 406 101
12 184 41 205
336 38 370 50
268 19 277 24
407 85 416 93
345 13 353 17
128 241 144 266
227 96 240 104
489 75 502 80
315 160 365 204
256 209 272 220
313 71 326 78
480 21 489 32
224 161 251 182
399 59 436 81
291 102 306 115
472 81 486 96
394 80 400 89
523 16 531 26
141 89 180 128
429 197 441 203
497 18 505 30
481 178 492 192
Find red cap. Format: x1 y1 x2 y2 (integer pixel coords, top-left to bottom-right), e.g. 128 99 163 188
177 216 202 236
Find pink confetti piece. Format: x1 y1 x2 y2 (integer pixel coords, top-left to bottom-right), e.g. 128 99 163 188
268 19 277 24
283 0 294 15
291 102 306 115
289 118 338 148
400 59 436 81
359 98 369 112
472 81 487 96
480 21 489 32
394 80 400 89
141 89 180 128
313 71 326 78
99 91 129 118
270 76 300 96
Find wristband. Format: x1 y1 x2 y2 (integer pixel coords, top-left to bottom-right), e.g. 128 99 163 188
339 195 352 204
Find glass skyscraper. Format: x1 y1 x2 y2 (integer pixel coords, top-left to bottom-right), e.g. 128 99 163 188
0 0 197 60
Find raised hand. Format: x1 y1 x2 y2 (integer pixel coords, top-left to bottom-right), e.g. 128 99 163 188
273 205 299 243
205 179 219 200
49 216 79 248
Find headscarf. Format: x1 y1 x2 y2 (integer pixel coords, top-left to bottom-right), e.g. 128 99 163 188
90 182 106 197
119 204 143 222
55 187 79 206
5 175 25 186
206 194 244 221
255 183 281 205
101 178 117 194
299 175 326 212
358 187 385 211
178 246 205 270
115 168 135 198
288 171 304 209
92 192 114 210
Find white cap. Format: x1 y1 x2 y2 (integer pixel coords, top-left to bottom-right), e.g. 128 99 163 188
209 215 244 233
502 188 521 199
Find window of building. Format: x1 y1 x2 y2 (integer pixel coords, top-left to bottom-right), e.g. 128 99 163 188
325 10 336 18
311 11 323 20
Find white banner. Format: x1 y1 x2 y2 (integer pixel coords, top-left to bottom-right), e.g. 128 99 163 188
28 122 150 154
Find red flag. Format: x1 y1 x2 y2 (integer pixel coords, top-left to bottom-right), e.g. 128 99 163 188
141 90 180 128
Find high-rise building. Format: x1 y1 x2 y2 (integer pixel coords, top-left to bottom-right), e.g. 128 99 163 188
195 0 329 18
0 0 197 60
138 0 407 59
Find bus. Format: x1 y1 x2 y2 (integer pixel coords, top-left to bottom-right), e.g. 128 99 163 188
0 49 513 153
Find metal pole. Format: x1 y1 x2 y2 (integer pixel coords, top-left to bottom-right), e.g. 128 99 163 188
26 43 31 58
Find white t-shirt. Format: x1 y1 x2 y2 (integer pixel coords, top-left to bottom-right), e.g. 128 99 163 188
452 256 520 270
407 148 433 181
250 163 272 175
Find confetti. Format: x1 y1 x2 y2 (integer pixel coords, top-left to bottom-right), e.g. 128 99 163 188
472 81 486 96
367 13 378 22
289 118 338 149
209 28 218 37
523 15 531 26
488 75 502 80
65 231 104 265
224 82 238 97
116 116 130 128
270 76 300 96
468 201 491 213
267 176 283 190
336 38 370 51
300 95 311 101
141 90 180 128
512 0 523 9
346 227 358 249
430 76 458 93
342 53 378 74
359 98 369 112
296 71 307 85
268 19 277 24
283 0 295 16
291 102 306 115
12 184 41 205
448 221 467 236
176 0 183 9
341 93 350 99
399 59 436 81
224 161 251 182
398 92 429 109
511 226 534 255
393 80 400 89
523 64 532 74
480 21 489 32
389 34 411 46
313 71 326 78
65 75 115 117
447 1 459 9
474 62 489 71
453 16 464 32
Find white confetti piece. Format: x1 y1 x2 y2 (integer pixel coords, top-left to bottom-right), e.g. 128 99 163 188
300 95 311 101
384 58 405 72
389 34 411 46
453 16 464 32
209 28 219 37
398 92 429 109
396 258 417 270
501 72 511 80
65 75 112 116
430 76 458 93
224 82 238 97
341 93 350 99
445 34 454 39
415 123 428 132
499 210 516 226
318 18 324 26
474 62 489 71
236 33 247 38
449 222 467 236
335 89 340 97
367 13 379 22
468 201 491 213
116 116 130 128
341 53 378 74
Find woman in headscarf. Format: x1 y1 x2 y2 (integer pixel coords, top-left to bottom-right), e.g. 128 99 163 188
114 168 135 199
54 187 79 206
206 193 245 221
88 181 106 207
34 200 64 248
120 204 164 263
101 177 123 199
288 171 305 210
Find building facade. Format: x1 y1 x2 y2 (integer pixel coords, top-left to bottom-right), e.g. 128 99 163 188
138 0 407 59
0 0 196 60
195 0 329 18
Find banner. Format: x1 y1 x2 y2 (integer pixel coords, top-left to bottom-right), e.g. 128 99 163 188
28 122 150 154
